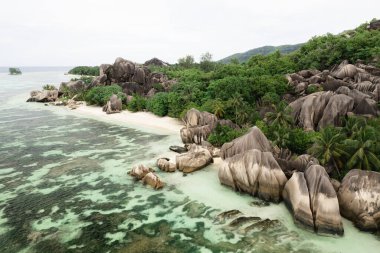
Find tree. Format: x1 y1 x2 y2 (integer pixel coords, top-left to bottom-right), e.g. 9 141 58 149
308 127 348 176
345 126 380 171
9 67 22 75
265 101 293 128
229 93 244 124
212 99 225 119
178 55 195 68
200 52 215 72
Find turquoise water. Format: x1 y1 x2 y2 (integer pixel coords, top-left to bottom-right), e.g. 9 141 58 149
0 71 379 253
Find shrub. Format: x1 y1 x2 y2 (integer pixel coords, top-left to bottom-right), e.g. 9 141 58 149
127 94 147 112
288 128 320 154
152 83 165 92
208 124 247 147
43 84 57 90
146 92 169 116
84 85 124 106
68 66 99 76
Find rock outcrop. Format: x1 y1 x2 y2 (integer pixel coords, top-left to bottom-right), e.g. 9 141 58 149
128 165 164 190
156 158 176 172
282 165 343 235
176 144 213 173
287 61 380 130
89 57 173 96
144 58 170 67
337 169 380 231
275 154 319 178
102 94 122 114
220 127 272 159
180 108 239 145
219 149 287 203
27 90 58 102
59 80 86 94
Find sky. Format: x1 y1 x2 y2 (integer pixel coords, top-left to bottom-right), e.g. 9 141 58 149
0 0 379 66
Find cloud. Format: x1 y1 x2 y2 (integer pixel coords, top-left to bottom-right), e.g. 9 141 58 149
0 0 378 66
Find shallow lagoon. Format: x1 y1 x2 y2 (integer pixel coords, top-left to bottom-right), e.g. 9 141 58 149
0 72 379 253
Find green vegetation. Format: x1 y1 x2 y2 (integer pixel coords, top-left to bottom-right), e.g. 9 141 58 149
71 76 94 85
309 117 380 179
84 85 126 106
9 67 22 75
68 66 99 76
208 124 248 147
220 44 303 63
42 84 57 90
127 94 147 112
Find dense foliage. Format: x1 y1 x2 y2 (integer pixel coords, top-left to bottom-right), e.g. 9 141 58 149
68 66 99 76
84 85 126 106
9 67 22 75
208 124 248 147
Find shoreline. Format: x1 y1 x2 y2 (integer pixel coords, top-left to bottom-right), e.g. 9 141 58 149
60 103 184 136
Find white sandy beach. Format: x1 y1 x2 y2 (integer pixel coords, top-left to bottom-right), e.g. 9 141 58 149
70 103 184 135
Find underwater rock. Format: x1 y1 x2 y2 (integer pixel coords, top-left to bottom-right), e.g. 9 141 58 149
156 158 176 172
283 165 344 235
228 216 262 227
219 149 287 203
142 172 164 190
338 169 380 231
214 210 243 224
176 144 213 173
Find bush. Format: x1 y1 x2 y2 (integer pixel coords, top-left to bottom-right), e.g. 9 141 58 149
71 76 94 85
146 92 169 116
84 85 124 106
152 83 165 92
288 128 320 154
127 94 147 112
208 124 247 147
43 84 56 90
68 66 99 76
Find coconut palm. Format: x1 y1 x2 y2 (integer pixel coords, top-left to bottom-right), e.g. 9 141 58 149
229 93 244 124
265 101 293 128
341 116 366 138
308 127 348 176
213 99 225 119
345 126 380 171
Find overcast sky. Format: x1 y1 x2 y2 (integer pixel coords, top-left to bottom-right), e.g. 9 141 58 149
0 0 379 66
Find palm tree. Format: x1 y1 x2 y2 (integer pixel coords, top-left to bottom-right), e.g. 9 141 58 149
265 101 293 128
308 127 348 176
341 116 366 138
345 126 380 171
213 99 225 119
236 109 249 125
229 93 244 124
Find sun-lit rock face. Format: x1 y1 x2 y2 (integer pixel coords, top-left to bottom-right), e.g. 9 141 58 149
156 158 176 172
338 169 380 231
287 61 380 130
220 126 272 159
176 144 213 173
219 149 287 203
27 89 59 103
283 165 344 235
102 94 122 114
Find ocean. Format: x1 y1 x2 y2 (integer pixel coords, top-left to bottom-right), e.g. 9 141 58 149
0 70 379 253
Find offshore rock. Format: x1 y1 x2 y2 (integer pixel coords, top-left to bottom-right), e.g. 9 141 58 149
27 90 58 103
156 158 176 172
142 172 164 189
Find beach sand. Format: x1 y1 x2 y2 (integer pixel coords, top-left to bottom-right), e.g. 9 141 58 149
67 103 184 135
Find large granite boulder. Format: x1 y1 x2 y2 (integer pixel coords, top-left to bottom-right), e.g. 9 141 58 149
27 90 58 102
318 94 354 129
102 94 122 114
59 80 86 94
144 58 170 67
338 169 380 231
176 144 213 173
112 57 135 82
128 164 152 180
157 158 176 172
219 149 287 203
220 126 272 159
142 172 164 189
283 165 343 235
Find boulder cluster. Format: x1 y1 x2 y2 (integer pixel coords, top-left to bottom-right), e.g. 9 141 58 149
216 125 380 235
180 108 239 144
91 57 175 96
287 61 380 130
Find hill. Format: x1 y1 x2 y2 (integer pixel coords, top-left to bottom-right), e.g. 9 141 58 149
219 44 303 63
